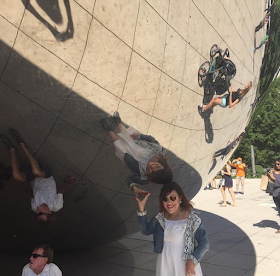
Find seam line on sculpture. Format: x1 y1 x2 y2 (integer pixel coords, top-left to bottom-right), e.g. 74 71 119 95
224 0 257 66
72 0 93 16
144 0 208 61
15 11 253 109
2 14 255 135
0 2 28 80
117 0 141 103
148 0 171 134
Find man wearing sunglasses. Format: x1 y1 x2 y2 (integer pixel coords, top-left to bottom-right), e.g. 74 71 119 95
22 245 62 275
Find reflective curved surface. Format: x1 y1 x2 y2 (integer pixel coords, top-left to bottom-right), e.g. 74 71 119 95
0 0 263 252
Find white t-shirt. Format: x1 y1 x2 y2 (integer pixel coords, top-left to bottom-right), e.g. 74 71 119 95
31 176 63 212
22 263 62 276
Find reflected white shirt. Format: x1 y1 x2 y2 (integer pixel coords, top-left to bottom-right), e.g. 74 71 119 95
31 176 63 212
22 263 62 276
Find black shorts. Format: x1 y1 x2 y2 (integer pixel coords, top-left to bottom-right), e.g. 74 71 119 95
21 162 53 182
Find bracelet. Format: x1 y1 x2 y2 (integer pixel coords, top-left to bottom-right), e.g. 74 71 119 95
137 210 147 216
130 183 137 191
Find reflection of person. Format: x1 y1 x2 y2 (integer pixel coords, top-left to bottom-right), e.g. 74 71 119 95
0 129 77 223
208 132 245 174
199 82 252 114
22 245 62 276
254 35 269 52
232 157 246 194
213 132 244 160
255 16 268 32
101 112 173 198
267 158 280 233
136 182 209 276
220 161 236 207
265 0 274 12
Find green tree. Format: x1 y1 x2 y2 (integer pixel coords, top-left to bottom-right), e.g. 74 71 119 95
235 78 280 168
259 1 280 93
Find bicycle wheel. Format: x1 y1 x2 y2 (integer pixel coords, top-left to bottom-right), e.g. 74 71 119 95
198 61 210 77
210 44 219 57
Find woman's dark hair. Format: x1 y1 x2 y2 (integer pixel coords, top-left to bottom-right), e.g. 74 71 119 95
33 245 54 264
274 158 280 170
146 156 173 184
159 182 193 213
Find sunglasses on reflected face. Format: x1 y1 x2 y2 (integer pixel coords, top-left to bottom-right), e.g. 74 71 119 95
31 254 47 259
161 196 178 202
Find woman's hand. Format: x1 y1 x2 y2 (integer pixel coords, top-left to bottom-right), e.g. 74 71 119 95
135 192 151 212
185 259 196 276
133 186 150 198
221 170 224 174
268 170 275 181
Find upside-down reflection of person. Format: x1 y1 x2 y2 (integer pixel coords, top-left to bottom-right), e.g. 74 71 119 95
198 82 252 114
100 112 173 198
0 129 77 224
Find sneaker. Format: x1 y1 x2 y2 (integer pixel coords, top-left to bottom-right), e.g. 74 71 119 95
9 128 25 145
0 135 16 150
198 106 204 116
113 111 121 125
234 191 239 194
100 119 112 132
240 192 244 195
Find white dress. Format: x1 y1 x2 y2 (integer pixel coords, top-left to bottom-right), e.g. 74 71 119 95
156 218 203 276
114 126 155 170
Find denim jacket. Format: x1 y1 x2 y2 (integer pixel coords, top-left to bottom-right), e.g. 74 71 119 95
124 134 164 189
137 210 209 265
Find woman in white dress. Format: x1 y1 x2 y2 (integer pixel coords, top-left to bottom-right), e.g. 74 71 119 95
136 182 209 276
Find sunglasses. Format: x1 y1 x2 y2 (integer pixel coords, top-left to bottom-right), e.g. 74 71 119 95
31 253 47 259
161 195 178 202
37 212 50 216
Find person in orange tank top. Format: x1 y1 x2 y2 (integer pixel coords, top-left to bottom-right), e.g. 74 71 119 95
232 157 246 194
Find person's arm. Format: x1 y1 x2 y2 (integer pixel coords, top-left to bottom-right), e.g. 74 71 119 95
124 154 150 197
58 176 78 194
131 132 159 144
268 170 276 182
135 193 154 235
128 176 150 198
229 88 240 108
185 223 209 275
190 224 209 263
